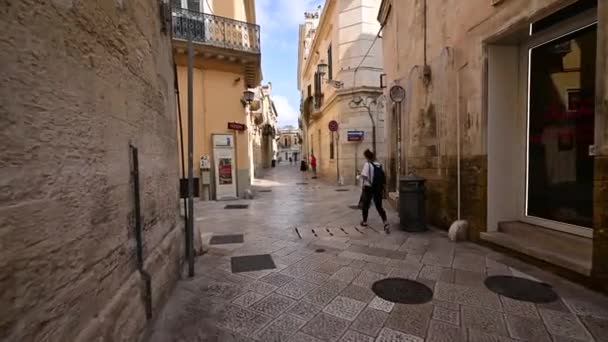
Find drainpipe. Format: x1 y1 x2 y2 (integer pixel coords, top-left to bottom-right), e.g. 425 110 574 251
174 62 189 270
367 105 377 155
130 145 153 320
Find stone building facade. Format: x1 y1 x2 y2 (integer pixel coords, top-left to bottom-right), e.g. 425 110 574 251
173 0 261 200
251 83 279 176
378 0 607 290
1 0 184 340
277 127 302 163
298 0 385 185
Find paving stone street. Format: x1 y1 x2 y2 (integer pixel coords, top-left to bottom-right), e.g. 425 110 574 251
148 166 608 342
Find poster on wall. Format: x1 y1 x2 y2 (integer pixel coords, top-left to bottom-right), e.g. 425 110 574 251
218 158 233 185
212 134 237 200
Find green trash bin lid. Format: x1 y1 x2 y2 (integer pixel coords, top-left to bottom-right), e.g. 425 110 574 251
402 175 426 182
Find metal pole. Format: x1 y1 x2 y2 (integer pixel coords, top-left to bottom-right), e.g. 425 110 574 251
130 145 152 320
186 28 195 277
354 143 358 183
174 62 189 260
335 131 340 183
397 101 402 178
368 106 377 154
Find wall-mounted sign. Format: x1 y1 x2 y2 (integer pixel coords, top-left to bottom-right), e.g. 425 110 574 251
213 134 233 148
200 155 211 169
328 120 339 132
347 130 364 142
389 85 406 103
228 122 247 131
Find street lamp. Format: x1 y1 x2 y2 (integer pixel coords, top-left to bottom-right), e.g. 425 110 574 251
243 89 255 104
317 62 328 76
317 61 343 89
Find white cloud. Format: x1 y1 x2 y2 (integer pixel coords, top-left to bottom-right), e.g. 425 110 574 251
272 95 299 127
256 0 324 33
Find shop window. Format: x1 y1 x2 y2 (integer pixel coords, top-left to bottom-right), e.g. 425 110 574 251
329 134 335 160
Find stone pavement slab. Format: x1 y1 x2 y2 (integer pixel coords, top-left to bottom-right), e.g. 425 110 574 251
287 300 324 321
339 330 374 342
351 308 388 337
504 314 552 341
426 320 466 342
147 166 608 342
253 314 306 342
461 306 508 337
276 279 319 299
376 327 423 342
539 309 592 340
250 293 296 317
301 313 350 342
323 296 366 321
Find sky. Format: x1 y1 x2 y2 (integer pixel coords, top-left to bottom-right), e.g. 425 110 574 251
255 0 324 128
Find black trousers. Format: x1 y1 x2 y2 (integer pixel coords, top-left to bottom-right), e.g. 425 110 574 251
361 186 387 222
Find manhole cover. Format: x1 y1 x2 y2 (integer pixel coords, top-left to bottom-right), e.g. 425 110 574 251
372 278 433 304
335 189 350 192
224 204 249 209
258 189 272 193
315 248 325 253
348 205 360 210
484 276 558 303
209 234 244 245
231 254 276 273
297 182 309 185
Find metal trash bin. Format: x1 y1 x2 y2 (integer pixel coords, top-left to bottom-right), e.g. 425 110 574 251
399 175 427 232
272 160 276 167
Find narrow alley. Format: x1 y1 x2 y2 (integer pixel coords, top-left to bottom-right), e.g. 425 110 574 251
147 165 608 342
3 0 608 341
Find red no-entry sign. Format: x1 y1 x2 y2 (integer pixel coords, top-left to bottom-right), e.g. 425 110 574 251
328 120 339 132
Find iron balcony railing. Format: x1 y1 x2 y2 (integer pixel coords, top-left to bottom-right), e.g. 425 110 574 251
172 7 261 54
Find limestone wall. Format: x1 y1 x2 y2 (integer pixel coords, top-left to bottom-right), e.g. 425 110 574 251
380 0 607 236
0 0 183 340
380 0 607 284
307 91 386 185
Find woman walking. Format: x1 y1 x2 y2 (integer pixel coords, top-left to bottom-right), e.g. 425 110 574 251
359 149 389 233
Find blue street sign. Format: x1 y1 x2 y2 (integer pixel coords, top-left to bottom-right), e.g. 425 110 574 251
347 130 364 142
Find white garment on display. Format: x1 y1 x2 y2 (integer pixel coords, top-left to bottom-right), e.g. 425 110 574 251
541 126 576 184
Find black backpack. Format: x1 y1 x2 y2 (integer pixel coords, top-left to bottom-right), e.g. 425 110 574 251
371 162 386 190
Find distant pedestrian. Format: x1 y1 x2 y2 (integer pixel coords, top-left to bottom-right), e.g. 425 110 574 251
359 149 389 233
310 153 317 179
289 157 293 165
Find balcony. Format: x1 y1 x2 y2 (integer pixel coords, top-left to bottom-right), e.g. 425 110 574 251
172 8 260 54
171 7 261 86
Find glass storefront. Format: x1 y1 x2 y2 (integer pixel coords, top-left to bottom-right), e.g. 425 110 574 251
527 24 596 228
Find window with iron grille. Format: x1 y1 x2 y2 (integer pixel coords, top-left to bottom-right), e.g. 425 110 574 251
327 43 333 80
187 0 200 12
314 72 323 108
